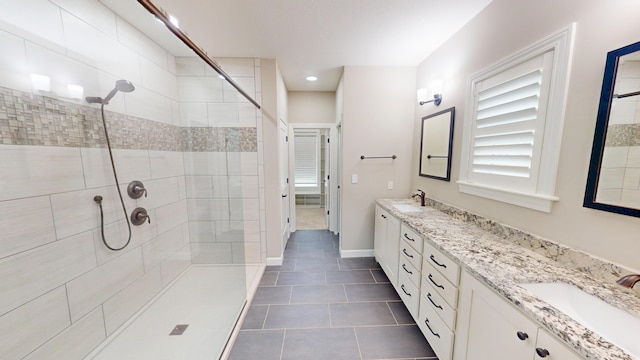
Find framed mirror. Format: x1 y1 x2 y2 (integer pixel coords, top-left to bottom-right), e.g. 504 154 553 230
419 107 455 181
584 41 640 217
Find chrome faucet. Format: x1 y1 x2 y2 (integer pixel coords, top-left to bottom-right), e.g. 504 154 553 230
412 189 426 207
617 274 640 288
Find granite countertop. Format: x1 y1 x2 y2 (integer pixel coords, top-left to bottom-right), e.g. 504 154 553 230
377 198 640 360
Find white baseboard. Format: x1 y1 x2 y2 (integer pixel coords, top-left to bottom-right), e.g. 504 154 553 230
266 257 283 266
339 249 374 258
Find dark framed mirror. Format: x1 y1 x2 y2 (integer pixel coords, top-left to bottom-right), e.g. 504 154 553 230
419 107 455 181
584 41 640 217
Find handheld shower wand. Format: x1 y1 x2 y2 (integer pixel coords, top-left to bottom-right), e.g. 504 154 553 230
86 80 135 105
87 80 136 251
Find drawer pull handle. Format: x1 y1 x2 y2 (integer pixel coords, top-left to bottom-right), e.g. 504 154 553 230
402 263 413 275
402 248 414 258
428 274 445 289
403 233 415 242
430 254 447 268
516 331 529 341
381 214 387 219
535 348 550 358
427 292 443 310
400 284 412 297
424 318 440 338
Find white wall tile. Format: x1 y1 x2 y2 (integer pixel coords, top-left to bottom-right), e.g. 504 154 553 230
183 152 228 176
53 0 117 38
238 102 258 127
155 199 188 235
93 216 158 266
228 176 243 199
62 10 141 85
241 175 259 199
242 199 260 221
177 76 224 102
601 146 629 168
140 57 178 100
623 168 640 189
208 102 239 127
67 247 144 322
187 199 230 221
115 16 167 70
103 267 162 335
243 221 260 243
0 196 55 259
621 189 640 208
175 57 206 76
170 99 181 126
124 85 173 124
229 199 244 221
142 226 184 271
149 150 185 179
0 287 70 359
598 167 625 189
181 222 190 246
241 153 259 175
140 177 181 209
185 176 214 198
0 0 66 54
180 102 209 127
160 244 190 286
609 101 637 124
189 221 216 242
0 29 31 93
626 146 640 167
0 231 96 316
190 243 232 264
81 148 152 189
212 58 255 77
0 145 84 202
234 242 261 264
23 307 105 360
50 184 124 239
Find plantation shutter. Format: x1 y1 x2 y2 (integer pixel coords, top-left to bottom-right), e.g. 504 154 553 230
467 51 553 192
294 132 319 186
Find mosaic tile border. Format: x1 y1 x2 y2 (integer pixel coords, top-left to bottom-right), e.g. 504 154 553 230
0 86 257 152
421 197 636 288
605 123 640 146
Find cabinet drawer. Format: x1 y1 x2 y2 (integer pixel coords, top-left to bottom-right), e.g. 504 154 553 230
399 259 421 288
418 292 454 360
400 224 423 253
422 263 458 308
398 271 420 318
421 281 457 330
423 240 460 285
400 241 422 270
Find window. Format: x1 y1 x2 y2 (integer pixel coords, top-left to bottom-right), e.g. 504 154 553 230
294 129 321 193
458 24 575 212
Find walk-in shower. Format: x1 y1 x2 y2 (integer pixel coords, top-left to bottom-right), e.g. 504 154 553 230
87 80 137 251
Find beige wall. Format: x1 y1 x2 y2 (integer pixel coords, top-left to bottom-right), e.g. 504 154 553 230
412 0 640 271
289 91 336 124
341 66 416 252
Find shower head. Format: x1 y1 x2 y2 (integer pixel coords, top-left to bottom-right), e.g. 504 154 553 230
86 80 135 105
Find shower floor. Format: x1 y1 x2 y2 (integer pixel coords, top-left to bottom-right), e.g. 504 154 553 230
86 264 262 360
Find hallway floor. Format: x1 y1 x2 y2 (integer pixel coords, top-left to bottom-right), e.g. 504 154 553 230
229 230 437 360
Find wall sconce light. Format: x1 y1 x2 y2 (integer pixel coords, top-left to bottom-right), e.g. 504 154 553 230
30 73 51 92
417 80 443 106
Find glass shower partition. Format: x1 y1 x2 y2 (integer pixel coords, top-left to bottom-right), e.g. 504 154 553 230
0 0 262 358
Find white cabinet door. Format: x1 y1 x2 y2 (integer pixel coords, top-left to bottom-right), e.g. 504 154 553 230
454 270 584 360
373 205 400 288
454 271 537 360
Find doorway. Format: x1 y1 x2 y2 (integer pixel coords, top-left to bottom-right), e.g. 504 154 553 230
289 124 336 233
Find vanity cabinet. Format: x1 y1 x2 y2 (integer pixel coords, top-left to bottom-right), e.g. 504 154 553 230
374 205 400 288
418 240 461 360
454 270 583 360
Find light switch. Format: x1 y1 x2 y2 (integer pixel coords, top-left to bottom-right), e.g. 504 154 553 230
387 181 393 190
351 174 358 184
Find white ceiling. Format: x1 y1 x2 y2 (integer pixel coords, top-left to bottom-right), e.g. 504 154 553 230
109 0 492 91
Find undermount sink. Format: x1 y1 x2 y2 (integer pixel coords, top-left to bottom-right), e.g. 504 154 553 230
392 204 422 212
520 282 640 358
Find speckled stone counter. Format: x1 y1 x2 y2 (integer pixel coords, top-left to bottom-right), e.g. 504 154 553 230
377 198 640 360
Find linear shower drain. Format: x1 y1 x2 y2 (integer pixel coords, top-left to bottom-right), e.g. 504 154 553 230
169 324 189 335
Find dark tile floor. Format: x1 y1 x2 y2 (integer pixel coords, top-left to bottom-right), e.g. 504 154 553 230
229 230 437 360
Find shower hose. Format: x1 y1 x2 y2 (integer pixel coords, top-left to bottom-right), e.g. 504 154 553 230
94 103 132 251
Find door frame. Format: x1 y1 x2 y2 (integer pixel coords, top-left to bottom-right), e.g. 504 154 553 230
288 123 339 234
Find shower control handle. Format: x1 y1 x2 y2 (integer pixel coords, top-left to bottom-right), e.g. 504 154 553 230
131 207 151 225
128 181 147 199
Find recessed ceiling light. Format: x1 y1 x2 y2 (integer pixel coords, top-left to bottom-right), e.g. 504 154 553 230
306 76 318 82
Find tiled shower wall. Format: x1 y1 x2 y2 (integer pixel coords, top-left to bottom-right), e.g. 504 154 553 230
0 0 261 359
598 60 640 206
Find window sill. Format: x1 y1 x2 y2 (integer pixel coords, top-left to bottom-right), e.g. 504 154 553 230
457 181 559 212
